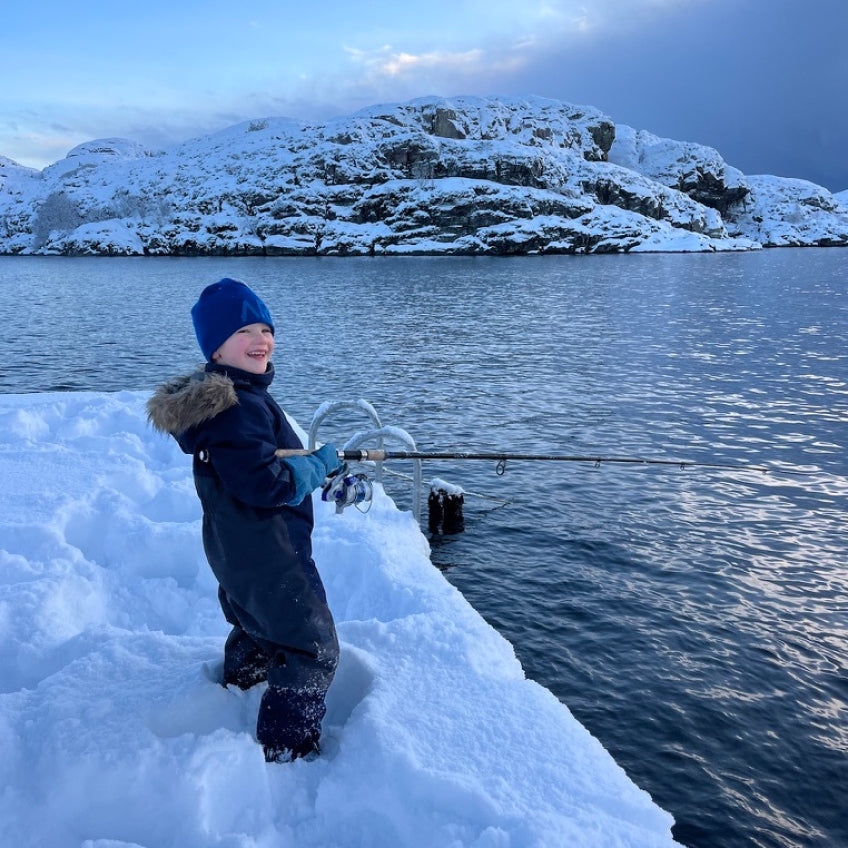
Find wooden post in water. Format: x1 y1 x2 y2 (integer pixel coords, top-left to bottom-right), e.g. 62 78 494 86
428 479 465 535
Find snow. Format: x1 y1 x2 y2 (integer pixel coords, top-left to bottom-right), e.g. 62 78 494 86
0 390 681 848
430 478 465 496
728 175 848 246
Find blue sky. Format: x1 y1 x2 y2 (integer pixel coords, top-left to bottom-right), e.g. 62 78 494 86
3 0 846 190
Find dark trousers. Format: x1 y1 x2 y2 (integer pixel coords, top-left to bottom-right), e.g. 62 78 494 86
218 587 338 756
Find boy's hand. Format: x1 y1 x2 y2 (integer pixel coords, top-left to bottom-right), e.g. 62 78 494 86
314 443 343 476
279 444 342 504
281 455 327 505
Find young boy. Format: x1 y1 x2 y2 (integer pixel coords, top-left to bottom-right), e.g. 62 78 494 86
147 277 341 763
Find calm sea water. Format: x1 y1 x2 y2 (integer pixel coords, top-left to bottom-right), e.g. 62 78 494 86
3 252 847 848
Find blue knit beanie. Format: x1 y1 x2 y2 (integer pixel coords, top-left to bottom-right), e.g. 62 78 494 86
191 278 275 361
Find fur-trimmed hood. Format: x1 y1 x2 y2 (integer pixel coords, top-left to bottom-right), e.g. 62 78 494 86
147 369 238 436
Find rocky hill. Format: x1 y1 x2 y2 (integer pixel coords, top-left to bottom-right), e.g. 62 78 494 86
1 96 846 255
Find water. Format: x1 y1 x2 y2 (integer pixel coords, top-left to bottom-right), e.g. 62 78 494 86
3 251 847 848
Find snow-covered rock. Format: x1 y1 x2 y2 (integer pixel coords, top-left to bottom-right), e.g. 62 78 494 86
828 187 847 210
724 175 848 247
608 125 749 215
42 137 156 181
1 95 846 255
0 155 39 177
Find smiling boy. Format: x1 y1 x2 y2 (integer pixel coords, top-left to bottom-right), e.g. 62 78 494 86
213 321 275 373
148 278 341 762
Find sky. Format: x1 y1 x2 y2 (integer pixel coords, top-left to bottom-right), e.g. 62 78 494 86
2 0 846 190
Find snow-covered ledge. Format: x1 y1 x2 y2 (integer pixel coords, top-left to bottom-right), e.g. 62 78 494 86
0 390 681 847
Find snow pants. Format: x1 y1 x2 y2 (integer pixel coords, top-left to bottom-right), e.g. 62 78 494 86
218 587 338 757
195 473 339 759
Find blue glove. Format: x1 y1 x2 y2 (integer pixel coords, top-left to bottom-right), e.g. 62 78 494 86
314 443 343 476
281 454 326 505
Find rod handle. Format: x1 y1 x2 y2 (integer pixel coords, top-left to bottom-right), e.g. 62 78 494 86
275 448 390 461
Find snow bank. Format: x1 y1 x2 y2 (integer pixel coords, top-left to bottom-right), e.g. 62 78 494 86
0 390 680 848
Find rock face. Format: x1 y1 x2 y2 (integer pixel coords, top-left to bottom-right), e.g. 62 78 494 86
1 96 846 255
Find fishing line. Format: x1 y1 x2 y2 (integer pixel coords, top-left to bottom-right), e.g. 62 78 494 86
378 463 513 505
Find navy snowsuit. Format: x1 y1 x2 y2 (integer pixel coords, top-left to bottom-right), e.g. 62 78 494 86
148 362 338 759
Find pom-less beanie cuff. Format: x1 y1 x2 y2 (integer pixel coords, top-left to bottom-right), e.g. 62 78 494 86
191 278 275 361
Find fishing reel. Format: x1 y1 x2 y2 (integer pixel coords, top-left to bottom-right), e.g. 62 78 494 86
321 463 373 514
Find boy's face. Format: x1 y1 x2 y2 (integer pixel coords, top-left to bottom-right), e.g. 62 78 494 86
212 322 275 374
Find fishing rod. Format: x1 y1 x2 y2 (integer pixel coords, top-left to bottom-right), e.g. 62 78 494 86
276 447 811 518
276 448 801 476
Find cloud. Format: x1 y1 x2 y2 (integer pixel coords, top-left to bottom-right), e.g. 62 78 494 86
344 43 527 84
330 0 721 112
354 47 486 78
423 0 848 190
0 129 76 169
3 0 845 190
